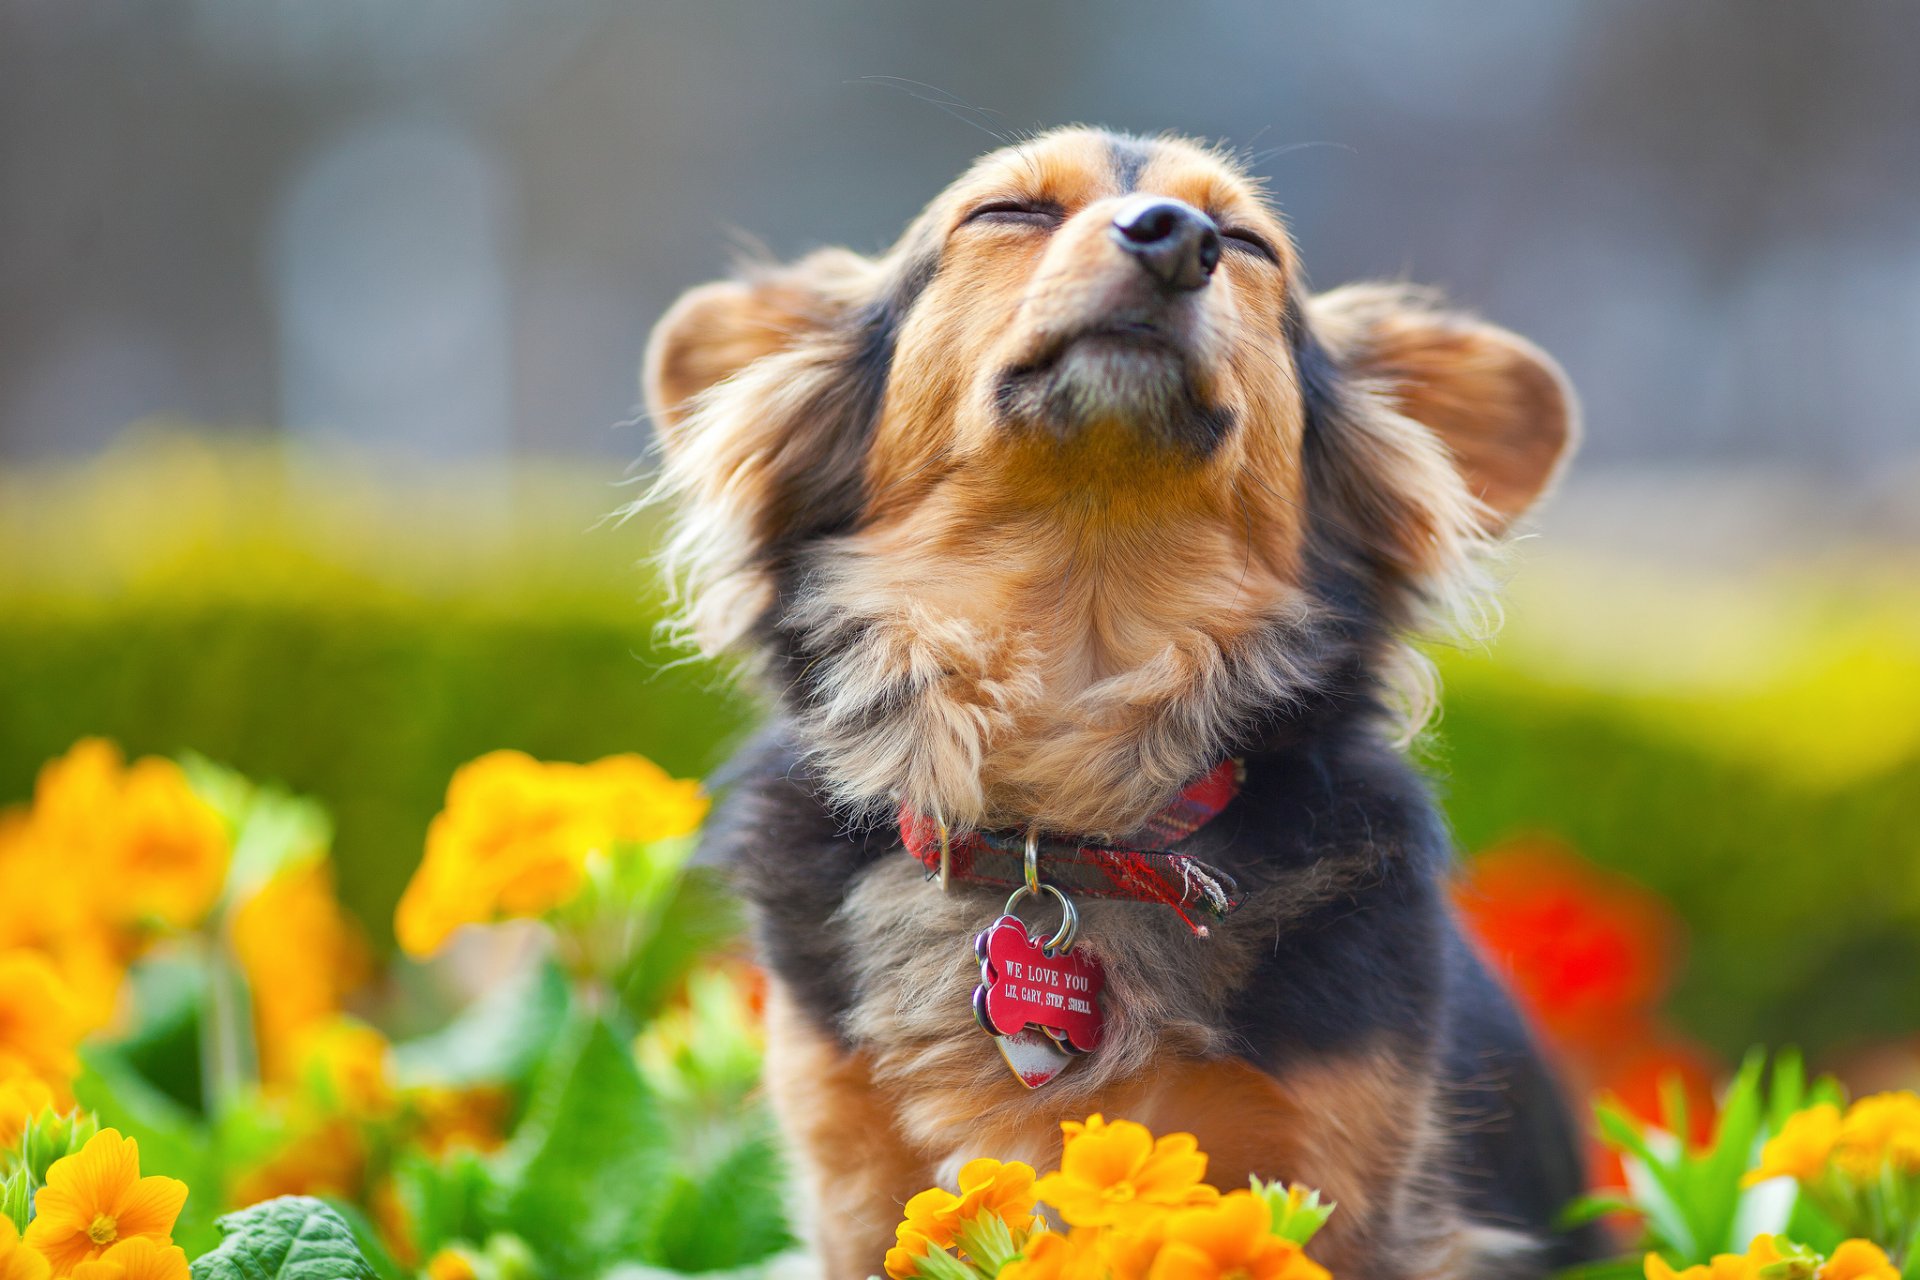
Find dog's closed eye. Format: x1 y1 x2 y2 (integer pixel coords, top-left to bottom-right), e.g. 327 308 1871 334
1220 226 1280 265
962 198 1064 229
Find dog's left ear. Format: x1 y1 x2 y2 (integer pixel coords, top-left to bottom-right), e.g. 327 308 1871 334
1308 284 1579 542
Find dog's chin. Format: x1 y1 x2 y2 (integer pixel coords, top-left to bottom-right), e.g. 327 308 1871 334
992 331 1234 457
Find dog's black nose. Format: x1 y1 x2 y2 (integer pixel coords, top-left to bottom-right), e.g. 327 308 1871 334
1110 197 1221 292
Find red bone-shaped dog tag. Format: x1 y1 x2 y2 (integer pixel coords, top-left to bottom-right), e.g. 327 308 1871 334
972 915 1106 1061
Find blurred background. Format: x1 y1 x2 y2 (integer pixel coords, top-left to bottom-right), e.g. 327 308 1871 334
3 1 1917 1086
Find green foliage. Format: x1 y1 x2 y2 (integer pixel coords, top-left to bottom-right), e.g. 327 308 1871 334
486 1012 674 1273
646 1117 795 1272
1435 663 1920 1059
1571 1050 1849 1274
0 1167 30 1234
391 961 571 1091
190 1197 377 1280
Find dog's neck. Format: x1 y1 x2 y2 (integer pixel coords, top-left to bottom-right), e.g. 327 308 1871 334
779 490 1332 836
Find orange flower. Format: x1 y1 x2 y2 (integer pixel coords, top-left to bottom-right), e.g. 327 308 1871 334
407 1086 510 1157
1033 1115 1217 1228
1834 1093 1920 1177
0 814 124 1031
1145 1190 1329 1280
67 1238 188 1280
581 755 709 844
0 1218 51 1280
0 1070 56 1146
395 750 706 956
883 1227 940 1280
19 740 227 937
0 951 87 1098
231 860 369 1085
955 1157 1038 1231
111 758 227 930
1744 1103 1841 1186
423 1250 476 1280
1821 1239 1898 1280
1001 1229 1106 1280
294 1019 394 1119
229 1117 364 1206
24 1130 187 1277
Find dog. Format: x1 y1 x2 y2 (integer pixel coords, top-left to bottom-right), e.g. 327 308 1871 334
643 127 1602 1278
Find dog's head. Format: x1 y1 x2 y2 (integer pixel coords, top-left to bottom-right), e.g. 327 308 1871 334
645 127 1575 832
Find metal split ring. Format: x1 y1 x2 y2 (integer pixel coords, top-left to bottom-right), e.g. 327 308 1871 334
1003 880 1078 954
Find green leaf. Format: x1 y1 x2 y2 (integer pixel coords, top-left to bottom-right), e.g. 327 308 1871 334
1556 1195 1636 1230
316 1200 404 1280
390 1149 496 1262
614 867 741 1025
190 1197 376 1280
181 754 333 907
0 1168 30 1234
393 959 570 1089
486 1013 674 1274
646 1119 795 1270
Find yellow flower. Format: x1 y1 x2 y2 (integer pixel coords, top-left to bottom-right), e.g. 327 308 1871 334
1033 1115 1217 1228
1820 1240 1898 1280
1744 1103 1841 1186
1001 1229 1106 1280
0 813 124 1031
0 950 87 1097
1835 1093 1920 1177
424 1249 476 1280
111 758 228 930
0 1069 56 1146
955 1158 1038 1232
395 750 706 957
67 1239 188 1280
1143 1190 1329 1280
21 740 228 936
229 1116 364 1206
0 1218 51 1280
580 754 709 844
406 1085 510 1157
883 1227 939 1280
231 860 369 1085
295 1019 395 1119
1642 1235 1873 1280
24 1130 187 1277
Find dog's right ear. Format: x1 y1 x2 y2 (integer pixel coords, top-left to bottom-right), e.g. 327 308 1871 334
642 248 898 655
643 248 880 442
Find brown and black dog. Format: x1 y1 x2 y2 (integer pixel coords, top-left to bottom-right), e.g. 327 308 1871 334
644 128 1602 1278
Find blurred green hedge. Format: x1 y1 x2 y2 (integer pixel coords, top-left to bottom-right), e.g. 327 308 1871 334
2 432 1917 1063
0 601 754 948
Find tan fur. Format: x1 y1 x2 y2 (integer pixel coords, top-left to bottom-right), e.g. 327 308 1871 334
644 128 1573 833
645 127 1583 1279
779 885 1531 1280
761 984 933 1277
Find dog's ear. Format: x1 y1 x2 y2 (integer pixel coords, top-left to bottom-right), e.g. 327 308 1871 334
1309 284 1578 534
643 248 899 654
644 248 879 441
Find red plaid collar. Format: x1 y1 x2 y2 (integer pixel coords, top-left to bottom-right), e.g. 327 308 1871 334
898 759 1244 936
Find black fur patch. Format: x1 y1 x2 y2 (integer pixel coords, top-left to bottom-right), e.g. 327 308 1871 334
752 245 941 567
1108 134 1153 192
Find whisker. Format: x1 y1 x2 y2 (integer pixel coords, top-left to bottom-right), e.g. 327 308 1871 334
854 77 1014 146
